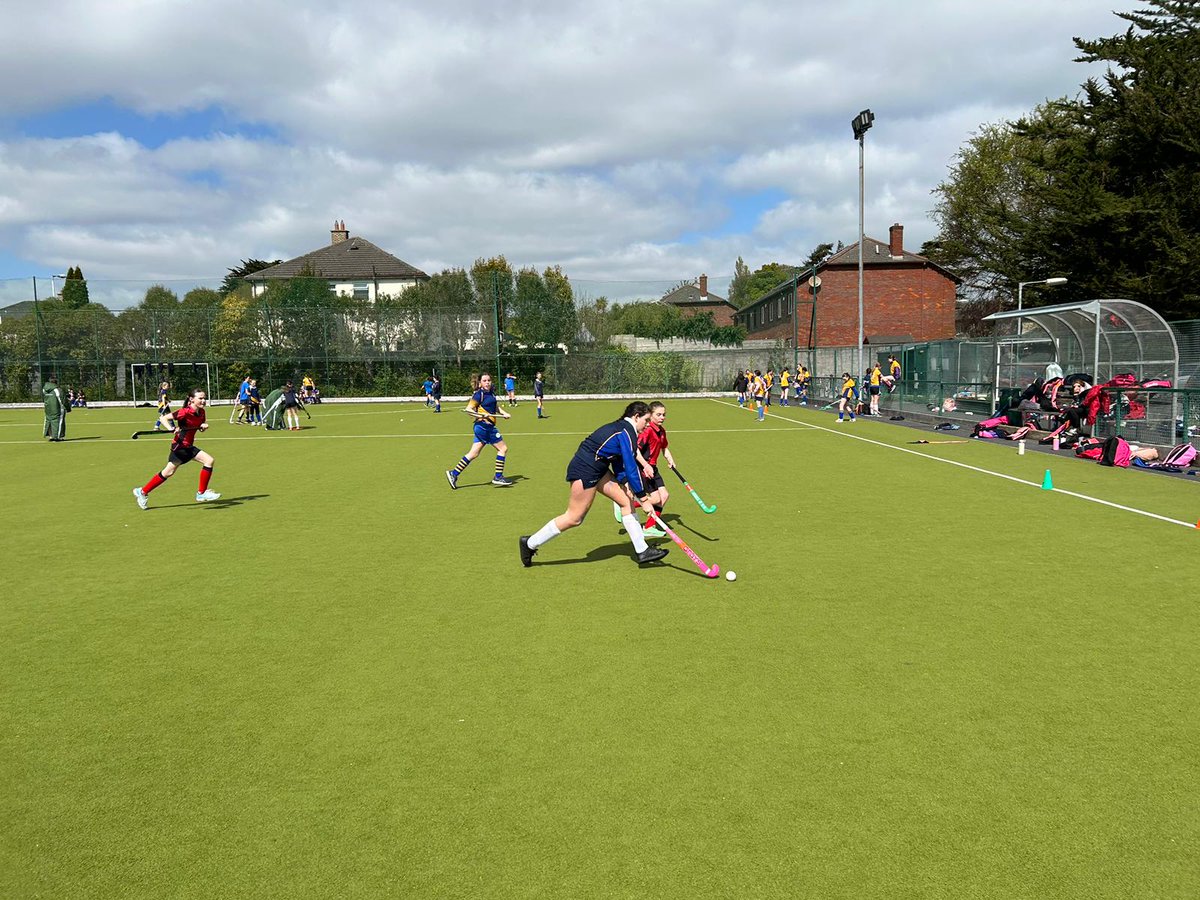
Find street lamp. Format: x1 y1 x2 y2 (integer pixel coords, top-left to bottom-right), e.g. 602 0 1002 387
852 108 874 375
1017 276 1067 312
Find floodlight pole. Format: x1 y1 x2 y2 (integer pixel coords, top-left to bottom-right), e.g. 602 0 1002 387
1013 277 1067 386
852 109 874 376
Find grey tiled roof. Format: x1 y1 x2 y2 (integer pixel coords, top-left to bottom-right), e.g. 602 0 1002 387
824 236 937 269
661 283 733 307
247 237 429 282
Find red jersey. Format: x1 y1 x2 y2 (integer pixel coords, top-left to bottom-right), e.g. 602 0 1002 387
637 422 668 466
172 405 205 449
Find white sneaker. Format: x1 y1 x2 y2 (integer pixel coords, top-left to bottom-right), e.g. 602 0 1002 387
196 490 221 502
133 487 148 510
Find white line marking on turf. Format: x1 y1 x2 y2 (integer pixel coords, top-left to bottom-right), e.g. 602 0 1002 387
0 426 778 446
711 398 1198 531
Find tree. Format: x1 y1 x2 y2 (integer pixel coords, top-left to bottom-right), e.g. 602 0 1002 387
728 256 751 308
576 296 616 347
678 310 715 344
398 268 482 363
709 324 747 347
928 2 1200 319
470 256 515 338
221 259 282 297
803 243 834 270
739 263 799 308
509 266 577 348
61 266 90 309
612 301 682 348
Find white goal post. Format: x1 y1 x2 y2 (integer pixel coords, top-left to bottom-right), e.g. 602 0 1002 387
130 362 213 407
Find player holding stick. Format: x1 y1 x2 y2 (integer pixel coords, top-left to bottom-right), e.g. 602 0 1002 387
519 401 668 568
446 373 513 488
132 387 221 509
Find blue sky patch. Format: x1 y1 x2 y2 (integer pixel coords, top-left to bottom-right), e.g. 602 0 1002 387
4 98 276 148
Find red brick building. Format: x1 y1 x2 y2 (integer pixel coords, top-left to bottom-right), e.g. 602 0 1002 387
661 274 738 327
734 224 959 346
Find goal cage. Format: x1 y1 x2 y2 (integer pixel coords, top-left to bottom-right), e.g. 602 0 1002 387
130 362 214 407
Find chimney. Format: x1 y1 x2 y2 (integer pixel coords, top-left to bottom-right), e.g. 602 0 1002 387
889 223 903 257
699 274 708 299
331 219 349 245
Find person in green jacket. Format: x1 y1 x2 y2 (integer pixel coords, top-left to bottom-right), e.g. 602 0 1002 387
43 374 68 441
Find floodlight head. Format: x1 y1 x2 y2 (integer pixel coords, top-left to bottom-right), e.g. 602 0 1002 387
852 109 875 140
1045 277 1068 286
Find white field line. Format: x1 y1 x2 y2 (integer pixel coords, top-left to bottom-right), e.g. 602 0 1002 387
713 398 1198 531
0 426 777 446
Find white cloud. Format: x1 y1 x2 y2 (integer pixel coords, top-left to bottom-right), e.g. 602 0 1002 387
0 0 1126 304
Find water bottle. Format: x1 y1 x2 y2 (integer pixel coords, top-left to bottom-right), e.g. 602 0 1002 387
1018 440 1026 455
1052 436 1060 451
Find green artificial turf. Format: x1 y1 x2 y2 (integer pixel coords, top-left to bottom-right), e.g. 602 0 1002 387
2 398 1198 898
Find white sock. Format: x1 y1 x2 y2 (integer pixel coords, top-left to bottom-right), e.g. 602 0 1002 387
528 520 561 550
622 515 648 553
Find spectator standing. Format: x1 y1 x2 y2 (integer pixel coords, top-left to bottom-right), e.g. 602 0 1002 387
43 374 68 442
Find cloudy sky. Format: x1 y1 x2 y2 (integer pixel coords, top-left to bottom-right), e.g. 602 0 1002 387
0 0 1123 307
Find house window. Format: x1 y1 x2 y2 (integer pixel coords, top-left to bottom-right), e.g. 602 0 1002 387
353 282 370 302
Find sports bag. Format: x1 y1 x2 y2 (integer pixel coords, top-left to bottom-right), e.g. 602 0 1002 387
1075 437 1104 460
1161 442 1198 470
1099 436 1132 468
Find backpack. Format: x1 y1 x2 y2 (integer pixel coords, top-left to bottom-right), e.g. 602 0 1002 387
1109 373 1137 388
1099 436 1132 468
1161 442 1198 470
1075 437 1105 460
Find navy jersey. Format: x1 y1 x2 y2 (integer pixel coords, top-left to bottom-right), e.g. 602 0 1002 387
574 418 646 497
533 377 545 397
470 388 501 424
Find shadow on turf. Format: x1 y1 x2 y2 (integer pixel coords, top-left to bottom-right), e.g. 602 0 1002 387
152 494 271 510
534 542 638 566
455 474 528 489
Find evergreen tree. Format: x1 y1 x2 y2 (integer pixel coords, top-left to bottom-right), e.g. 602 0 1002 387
61 266 90 309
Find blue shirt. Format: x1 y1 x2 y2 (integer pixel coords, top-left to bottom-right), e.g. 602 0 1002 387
504 377 515 392
575 417 646 497
471 388 500 420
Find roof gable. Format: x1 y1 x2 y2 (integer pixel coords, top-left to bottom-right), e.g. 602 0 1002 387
248 236 429 282
661 282 733 308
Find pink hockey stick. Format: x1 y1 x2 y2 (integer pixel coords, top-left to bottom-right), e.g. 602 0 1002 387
649 512 719 578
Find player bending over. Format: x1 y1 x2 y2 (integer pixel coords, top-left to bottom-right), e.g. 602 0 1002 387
519 401 669 568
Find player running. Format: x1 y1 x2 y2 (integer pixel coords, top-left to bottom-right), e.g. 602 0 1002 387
446 373 513 488
519 401 669 568
133 387 221 509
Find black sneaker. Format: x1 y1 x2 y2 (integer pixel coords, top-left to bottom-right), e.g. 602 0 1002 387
519 536 536 568
636 546 669 565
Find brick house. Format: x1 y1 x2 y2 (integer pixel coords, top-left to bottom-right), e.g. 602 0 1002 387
734 224 959 346
247 221 429 302
661 274 738 327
